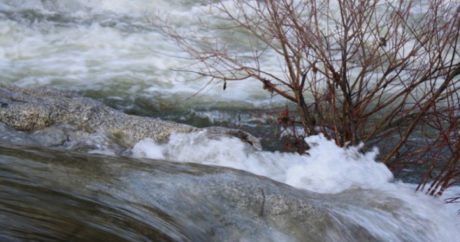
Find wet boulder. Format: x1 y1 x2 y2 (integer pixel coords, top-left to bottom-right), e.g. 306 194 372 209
0 144 381 242
0 84 260 149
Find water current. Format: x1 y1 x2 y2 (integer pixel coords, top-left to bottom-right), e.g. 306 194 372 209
1 1 459 241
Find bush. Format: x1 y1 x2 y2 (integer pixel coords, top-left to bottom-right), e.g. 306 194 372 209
160 0 460 197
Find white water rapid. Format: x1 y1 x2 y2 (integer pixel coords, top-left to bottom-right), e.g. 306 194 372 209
0 0 280 108
131 132 460 242
1 1 459 241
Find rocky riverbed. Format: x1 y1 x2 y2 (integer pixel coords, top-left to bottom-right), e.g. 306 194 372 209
1 84 459 242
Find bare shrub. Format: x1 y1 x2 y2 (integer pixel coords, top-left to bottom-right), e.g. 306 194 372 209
158 0 460 196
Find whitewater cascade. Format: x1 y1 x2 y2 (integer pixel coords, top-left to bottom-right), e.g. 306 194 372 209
1 1 459 241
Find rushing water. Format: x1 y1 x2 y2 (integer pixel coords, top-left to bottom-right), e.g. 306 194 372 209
0 0 287 148
1 1 460 241
2 139 460 242
0 0 276 107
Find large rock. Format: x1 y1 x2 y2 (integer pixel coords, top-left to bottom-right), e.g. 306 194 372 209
0 84 260 149
0 143 380 242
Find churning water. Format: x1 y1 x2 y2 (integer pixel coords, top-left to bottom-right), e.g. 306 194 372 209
0 0 278 108
1 132 460 242
1 1 460 241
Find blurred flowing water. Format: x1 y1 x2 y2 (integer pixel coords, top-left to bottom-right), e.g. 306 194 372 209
0 0 288 149
1 141 460 242
0 0 276 106
1 1 460 241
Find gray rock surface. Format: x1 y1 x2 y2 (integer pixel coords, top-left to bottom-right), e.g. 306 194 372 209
0 143 381 242
0 84 260 149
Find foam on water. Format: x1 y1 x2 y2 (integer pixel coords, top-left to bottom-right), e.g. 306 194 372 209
131 131 460 241
132 132 394 193
2 0 459 240
1 0 452 109
0 0 280 107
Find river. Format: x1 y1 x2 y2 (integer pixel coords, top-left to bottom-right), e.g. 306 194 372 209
0 1 459 241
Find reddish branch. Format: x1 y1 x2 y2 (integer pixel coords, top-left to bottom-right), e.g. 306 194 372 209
159 0 460 197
